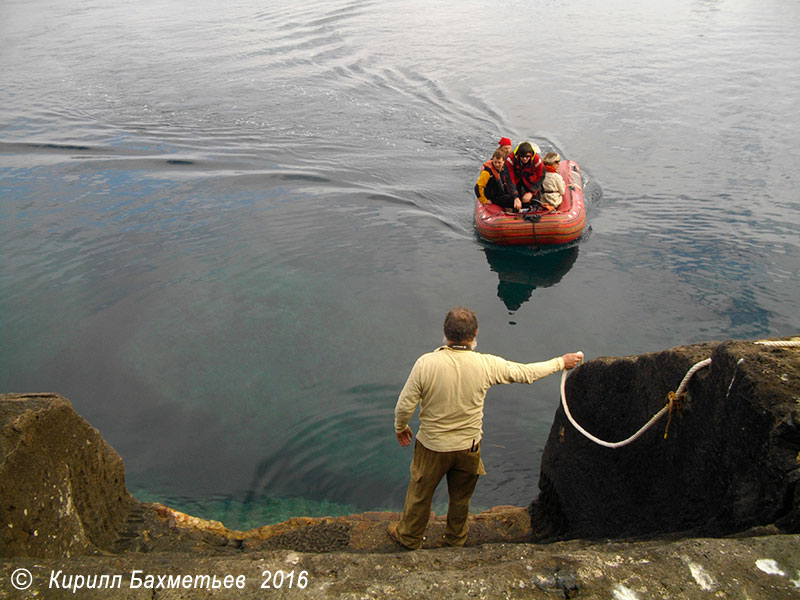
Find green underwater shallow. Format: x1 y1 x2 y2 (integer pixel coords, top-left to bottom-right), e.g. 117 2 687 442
132 488 489 532
131 488 362 532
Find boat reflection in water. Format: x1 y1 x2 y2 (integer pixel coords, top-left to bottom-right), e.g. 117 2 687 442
482 244 580 313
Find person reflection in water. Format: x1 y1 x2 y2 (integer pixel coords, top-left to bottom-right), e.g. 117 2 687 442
387 306 583 550
474 148 520 211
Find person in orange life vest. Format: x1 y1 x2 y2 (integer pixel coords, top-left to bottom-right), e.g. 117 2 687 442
498 136 513 159
474 148 520 211
506 141 545 206
540 152 566 211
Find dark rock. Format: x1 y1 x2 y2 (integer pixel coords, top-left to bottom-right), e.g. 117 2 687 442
530 340 800 541
0 393 137 557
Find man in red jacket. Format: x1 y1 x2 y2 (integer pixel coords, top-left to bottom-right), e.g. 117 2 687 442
506 141 545 206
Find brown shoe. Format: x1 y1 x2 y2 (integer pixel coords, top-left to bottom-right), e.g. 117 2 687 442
386 522 415 550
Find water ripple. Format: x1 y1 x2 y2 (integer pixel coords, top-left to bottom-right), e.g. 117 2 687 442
3 0 799 523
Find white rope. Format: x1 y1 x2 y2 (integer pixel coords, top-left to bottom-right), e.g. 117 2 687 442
559 358 712 449
754 340 800 348
674 358 713 396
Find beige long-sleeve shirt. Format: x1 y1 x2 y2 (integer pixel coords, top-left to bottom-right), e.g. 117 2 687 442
394 346 564 452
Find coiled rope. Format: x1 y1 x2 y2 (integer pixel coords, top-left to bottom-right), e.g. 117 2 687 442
559 358 712 449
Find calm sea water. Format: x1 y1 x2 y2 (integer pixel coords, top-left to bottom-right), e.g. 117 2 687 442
2 0 798 530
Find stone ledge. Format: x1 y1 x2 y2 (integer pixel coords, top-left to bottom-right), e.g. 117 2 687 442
2 534 798 599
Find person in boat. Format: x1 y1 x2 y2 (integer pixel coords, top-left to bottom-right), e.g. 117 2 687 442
475 148 520 211
506 141 545 207
387 306 583 550
540 152 566 211
498 136 513 159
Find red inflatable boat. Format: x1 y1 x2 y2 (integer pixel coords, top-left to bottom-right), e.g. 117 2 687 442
474 159 586 246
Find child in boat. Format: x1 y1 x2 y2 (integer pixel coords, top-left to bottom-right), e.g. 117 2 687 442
541 152 566 211
475 148 520 211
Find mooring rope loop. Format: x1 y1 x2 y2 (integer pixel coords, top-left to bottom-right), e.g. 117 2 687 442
558 339 796 449
559 358 712 449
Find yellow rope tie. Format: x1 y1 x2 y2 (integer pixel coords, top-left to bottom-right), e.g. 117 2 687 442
663 391 685 439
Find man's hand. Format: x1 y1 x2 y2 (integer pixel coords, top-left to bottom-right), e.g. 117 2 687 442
513 197 522 211
396 426 413 447
562 351 584 370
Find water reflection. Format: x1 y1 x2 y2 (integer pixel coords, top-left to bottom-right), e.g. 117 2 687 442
483 245 580 312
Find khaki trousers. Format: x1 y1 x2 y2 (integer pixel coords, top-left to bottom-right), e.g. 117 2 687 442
396 440 485 549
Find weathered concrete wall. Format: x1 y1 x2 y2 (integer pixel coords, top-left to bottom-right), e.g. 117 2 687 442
0 394 137 557
531 340 800 541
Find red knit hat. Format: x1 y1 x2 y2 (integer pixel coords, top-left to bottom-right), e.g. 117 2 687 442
499 137 512 147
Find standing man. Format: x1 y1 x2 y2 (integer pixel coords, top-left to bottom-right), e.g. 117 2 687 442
388 306 582 550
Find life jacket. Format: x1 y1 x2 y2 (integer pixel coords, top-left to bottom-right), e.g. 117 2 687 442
474 160 510 201
508 144 544 193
